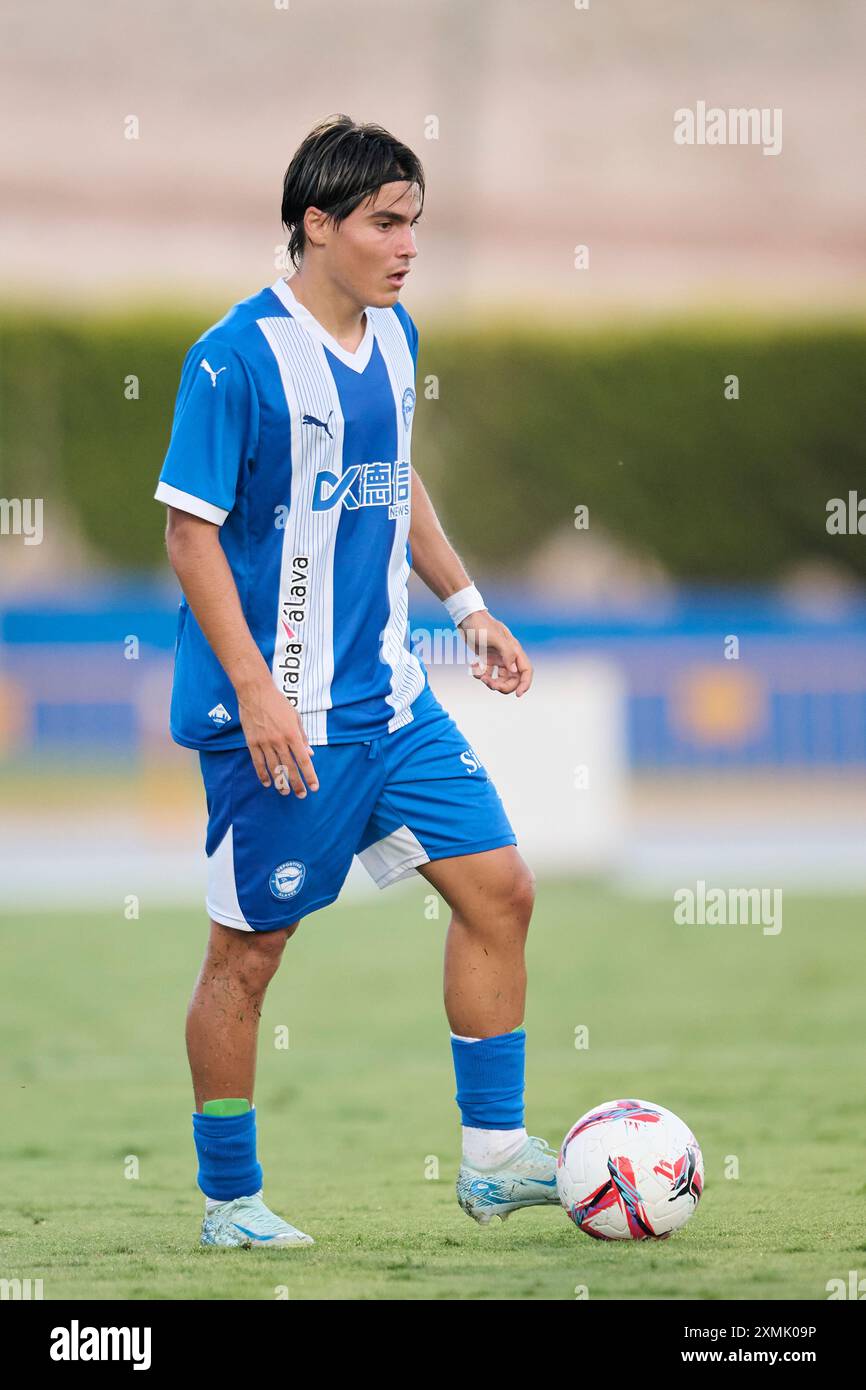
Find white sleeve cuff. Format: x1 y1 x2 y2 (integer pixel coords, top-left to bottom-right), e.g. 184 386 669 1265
154 481 229 525
443 583 486 626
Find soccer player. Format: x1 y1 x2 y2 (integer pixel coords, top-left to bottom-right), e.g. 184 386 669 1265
154 115 560 1247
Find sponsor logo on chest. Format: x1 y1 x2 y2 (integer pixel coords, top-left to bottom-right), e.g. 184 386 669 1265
311 458 411 518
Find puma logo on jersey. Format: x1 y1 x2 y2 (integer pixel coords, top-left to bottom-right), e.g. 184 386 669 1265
200 358 227 387
302 410 335 439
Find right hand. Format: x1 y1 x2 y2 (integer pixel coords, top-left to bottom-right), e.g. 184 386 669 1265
237 676 320 797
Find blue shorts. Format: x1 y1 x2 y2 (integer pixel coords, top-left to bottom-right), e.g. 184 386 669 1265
198 684 517 932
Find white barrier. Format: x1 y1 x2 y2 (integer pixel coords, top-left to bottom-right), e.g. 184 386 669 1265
0 657 626 909
420 657 627 875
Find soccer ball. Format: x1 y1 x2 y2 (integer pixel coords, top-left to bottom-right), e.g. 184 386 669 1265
557 1097 703 1240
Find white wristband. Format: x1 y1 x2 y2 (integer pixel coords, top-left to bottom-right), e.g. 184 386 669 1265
443 583 486 627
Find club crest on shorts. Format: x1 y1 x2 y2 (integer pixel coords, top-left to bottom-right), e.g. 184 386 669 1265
269 860 306 900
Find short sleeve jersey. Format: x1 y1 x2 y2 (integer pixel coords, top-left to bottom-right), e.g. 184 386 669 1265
154 277 428 747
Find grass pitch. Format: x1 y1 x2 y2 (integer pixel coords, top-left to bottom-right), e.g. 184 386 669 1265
2 880 864 1300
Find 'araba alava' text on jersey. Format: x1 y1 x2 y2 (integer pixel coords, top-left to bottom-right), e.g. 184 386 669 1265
155 278 430 748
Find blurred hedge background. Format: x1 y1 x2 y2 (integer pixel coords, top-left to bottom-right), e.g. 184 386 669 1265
2 312 864 582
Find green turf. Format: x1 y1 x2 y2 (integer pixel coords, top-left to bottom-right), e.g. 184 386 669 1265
1 880 864 1300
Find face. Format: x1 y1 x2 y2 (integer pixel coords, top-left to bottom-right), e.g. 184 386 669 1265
306 179 421 307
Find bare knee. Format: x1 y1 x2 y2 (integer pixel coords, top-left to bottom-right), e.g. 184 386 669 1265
207 919 298 992
237 929 296 992
514 861 536 917
511 862 536 930
465 855 536 936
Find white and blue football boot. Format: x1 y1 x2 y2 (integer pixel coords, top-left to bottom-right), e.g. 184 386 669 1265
200 1192 314 1248
456 1134 561 1225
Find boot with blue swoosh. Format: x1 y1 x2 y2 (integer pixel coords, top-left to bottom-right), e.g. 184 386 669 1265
200 1192 314 1248
456 1134 561 1225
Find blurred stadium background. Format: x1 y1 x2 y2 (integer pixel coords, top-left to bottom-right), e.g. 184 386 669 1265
1 0 864 909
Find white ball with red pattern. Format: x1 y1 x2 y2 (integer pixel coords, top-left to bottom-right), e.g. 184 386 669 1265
557 1097 704 1240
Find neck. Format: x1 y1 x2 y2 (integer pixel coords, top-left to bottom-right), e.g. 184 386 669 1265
284 271 367 350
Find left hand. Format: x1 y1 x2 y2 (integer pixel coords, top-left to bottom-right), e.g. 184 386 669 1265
459 610 533 697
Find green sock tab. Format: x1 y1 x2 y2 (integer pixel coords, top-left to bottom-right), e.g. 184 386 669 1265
202 1098 251 1117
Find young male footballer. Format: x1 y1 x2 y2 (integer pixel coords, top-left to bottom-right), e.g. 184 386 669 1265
154 115 559 1247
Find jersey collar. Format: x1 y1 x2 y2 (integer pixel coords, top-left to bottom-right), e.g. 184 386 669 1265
270 277 374 374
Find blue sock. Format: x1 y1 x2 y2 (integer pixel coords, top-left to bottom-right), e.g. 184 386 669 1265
192 1107 264 1201
450 1028 526 1129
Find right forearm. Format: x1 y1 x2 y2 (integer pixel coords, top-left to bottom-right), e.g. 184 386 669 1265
165 514 318 796
166 523 269 697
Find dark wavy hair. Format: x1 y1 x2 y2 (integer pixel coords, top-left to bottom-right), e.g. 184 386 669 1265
281 114 425 269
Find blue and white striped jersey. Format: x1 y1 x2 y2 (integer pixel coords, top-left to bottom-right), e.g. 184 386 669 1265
154 277 429 748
